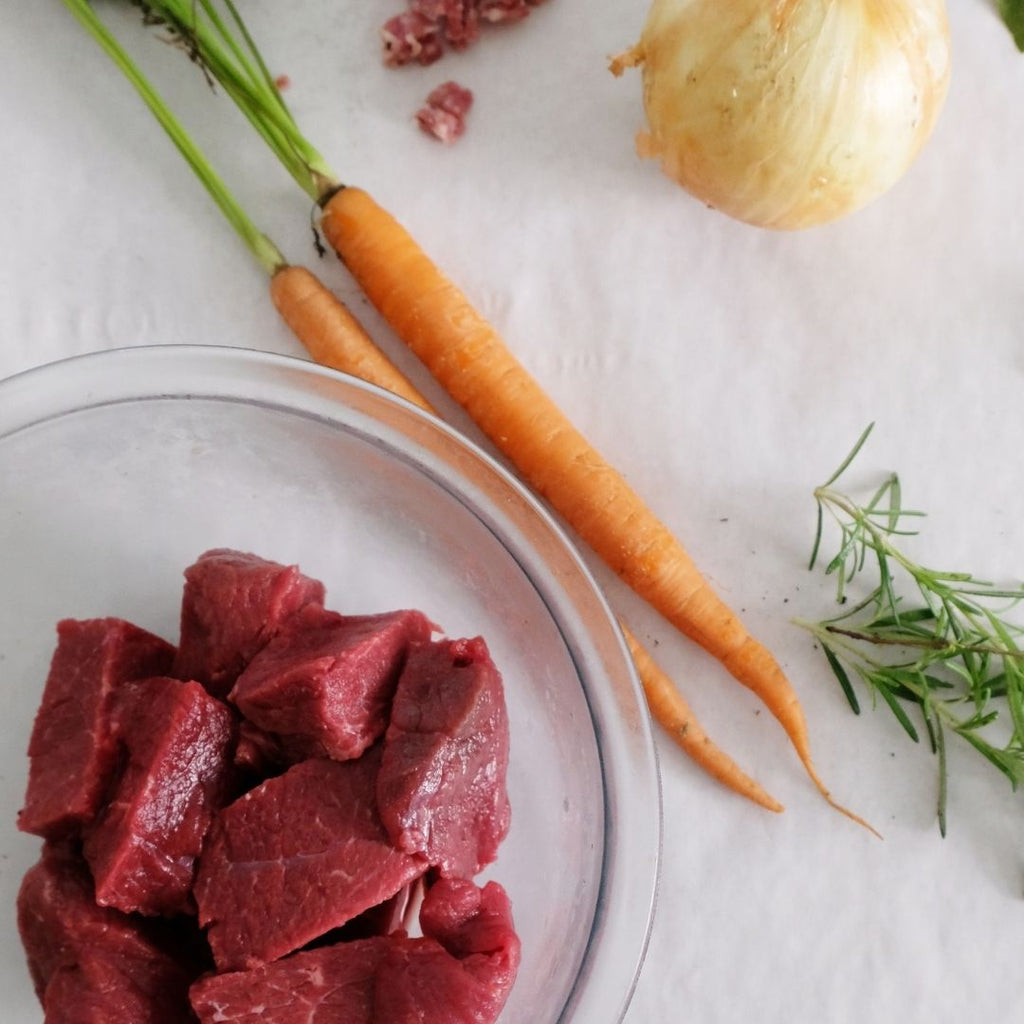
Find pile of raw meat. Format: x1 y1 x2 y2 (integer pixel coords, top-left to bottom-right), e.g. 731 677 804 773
16 549 519 1023
381 0 549 67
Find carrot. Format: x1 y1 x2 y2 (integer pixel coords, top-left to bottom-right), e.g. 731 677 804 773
269 265 433 413
318 187 834 790
271 254 777 811
621 623 783 812
271 256 780 810
97 0 867 824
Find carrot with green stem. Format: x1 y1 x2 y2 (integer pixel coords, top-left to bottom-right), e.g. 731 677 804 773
126 0 869 824
61 0 431 414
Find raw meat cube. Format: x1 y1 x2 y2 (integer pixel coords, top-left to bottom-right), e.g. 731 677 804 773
173 549 326 697
83 676 235 917
376 878 520 1023
230 608 433 761
19 618 175 839
419 876 519 963
193 752 428 970
17 843 196 1022
377 637 511 878
188 879 519 1024
189 938 388 1023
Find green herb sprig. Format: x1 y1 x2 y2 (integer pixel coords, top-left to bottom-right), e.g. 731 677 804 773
798 424 1024 835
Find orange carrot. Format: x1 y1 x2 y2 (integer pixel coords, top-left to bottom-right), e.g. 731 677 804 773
621 623 783 812
319 185 844 815
66 0 844 819
269 257 776 811
269 264 433 414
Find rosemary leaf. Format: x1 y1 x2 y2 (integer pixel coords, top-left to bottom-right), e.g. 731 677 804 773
870 675 920 742
800 425 1024 833
822 643 860 714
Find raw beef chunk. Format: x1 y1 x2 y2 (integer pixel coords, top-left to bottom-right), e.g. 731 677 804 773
230 608 433 761
188 879 519 1024
193 752 428 970
17 843 196 1023
375 878 520 1023
381 10 444 66
19 618 176 839
173 549 326 697
377 637 511 878
419 877 519 967
189 938 388 1023
83 676 235 917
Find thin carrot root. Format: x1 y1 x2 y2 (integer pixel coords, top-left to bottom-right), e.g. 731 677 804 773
318 186 850 815
269 264 434 414
621 624 783 813
721 635 880 836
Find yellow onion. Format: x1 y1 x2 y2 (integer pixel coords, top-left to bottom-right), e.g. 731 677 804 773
611 0 952 230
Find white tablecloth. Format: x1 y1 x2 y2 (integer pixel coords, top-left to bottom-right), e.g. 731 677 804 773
4 2 1024 1022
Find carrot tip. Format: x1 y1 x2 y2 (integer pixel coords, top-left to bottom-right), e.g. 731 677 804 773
797 751 882 837
825 794 883 839
812 774 882 838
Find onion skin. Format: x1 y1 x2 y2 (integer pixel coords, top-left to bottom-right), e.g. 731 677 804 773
611 0 952 230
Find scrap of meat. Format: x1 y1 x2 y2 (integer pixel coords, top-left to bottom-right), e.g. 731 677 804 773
382 0 549 66
382 10 445 67
416 82 474 144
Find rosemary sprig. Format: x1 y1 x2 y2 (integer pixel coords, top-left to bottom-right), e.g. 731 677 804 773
797 423 1024 835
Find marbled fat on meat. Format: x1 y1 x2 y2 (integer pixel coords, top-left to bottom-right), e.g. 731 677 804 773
189 938 388 1023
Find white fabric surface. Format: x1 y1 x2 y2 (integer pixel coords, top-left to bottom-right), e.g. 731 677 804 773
3 2 1024 1022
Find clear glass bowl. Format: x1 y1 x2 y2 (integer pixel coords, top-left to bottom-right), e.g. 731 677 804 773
0 345 661 1022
